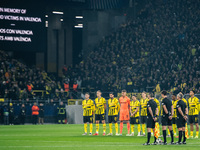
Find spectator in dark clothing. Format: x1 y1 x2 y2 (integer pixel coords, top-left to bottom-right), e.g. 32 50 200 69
9 103 14 125
0 103 4 124
39 103 44 124
3 105 9 125
19 104 26 125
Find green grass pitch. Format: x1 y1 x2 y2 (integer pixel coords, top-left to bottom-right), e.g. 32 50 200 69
0 124 199 150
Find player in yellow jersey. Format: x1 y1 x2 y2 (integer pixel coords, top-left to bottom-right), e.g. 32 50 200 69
82 93 95 135
188 90 200 138
140 91 149 136
172 93 178 136
93 90 107 136
130 95 141 136
107 92 120 136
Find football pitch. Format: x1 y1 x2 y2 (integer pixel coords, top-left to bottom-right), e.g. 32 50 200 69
0 124 199 150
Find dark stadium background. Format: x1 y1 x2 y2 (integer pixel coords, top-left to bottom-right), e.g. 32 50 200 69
0 0 199 124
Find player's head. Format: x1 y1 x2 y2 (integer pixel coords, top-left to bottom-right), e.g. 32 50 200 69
132 95 136 101
85 92 90 99
96 90 101 97
142 91 146 99
109 92 114 99
177 93 183 100
121 90 126 96
189 90 195 96
60 101 63 105
148 92 154 99
172 92 176 101
161 90 167 98
34 102 37 106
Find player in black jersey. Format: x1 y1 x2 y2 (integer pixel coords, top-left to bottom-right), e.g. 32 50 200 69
176 93 188 144
161 90 174 145
143 93 158 145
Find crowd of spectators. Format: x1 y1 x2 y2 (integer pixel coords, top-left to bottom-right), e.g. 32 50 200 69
64 0 200 94
0 0 200 102
0 51 81 101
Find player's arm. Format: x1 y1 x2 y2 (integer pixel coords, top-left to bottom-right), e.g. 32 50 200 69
91 101 95 113
157 100 160 115
185 107 188 116
196 98 200 112
163 105 168 114
133 106 139 115
117 102 120 113
82 103 85 109
162 100 169 116
177 104 187 120
103 98 107 110
148 105 154 118
169 105 174 120
130 105 132 114
156 107 158 116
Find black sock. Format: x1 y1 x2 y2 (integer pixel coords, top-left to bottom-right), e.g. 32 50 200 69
170 130 174 142
178 131 182 143
183 131 186 142
163 130 166 143
154 136 157 143
147 132 151 143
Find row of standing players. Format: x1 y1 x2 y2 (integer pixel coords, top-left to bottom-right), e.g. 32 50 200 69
82 90 200 145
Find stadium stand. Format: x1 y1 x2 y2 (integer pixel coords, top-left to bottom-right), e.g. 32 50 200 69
64 0 200 94
0 0 200 102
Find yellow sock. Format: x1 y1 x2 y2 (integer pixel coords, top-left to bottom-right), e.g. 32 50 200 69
131 124 134 133
96 123 99 133
190 131 193 137
168 128 170 135
151 129 153 134
115 123 118 134
103 123 106 133
84 123 87 133
138 124 141 133
173 124 176 134
142 124 145 134
109 123 112 133
196 131 199 137
89 124 93 133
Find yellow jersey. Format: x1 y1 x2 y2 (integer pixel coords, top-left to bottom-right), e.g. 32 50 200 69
82 99 95 116
182 98 188 107
140 98 149 116
108 98 120 116
130 100 140 117
160 98 163 116
95 97 106 115
188 96 200 115
172 100 178 118
154 98 160 115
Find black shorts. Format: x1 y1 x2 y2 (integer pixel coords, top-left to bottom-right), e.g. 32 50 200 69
83 116 93 123
108 115 118 123
95 114 105 121
130 117 140 124
146 116 155 128
162 116 172 126
172 118 176 124
141 116 147 124
176 116 186 128
189 115 199 124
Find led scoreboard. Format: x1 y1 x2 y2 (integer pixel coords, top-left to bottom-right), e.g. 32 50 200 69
0 0 46 51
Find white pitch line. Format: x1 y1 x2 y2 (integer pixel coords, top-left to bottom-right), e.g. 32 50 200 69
0 139 199 145
0 145 200 148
